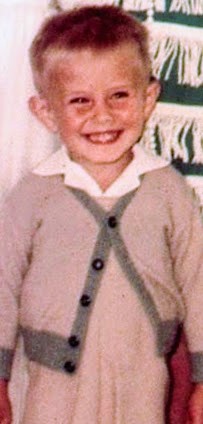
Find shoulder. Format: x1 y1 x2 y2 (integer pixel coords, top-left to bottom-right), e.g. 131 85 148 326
2 173 63 207
0 173 65 229
142 164 193 198
141 164 200 223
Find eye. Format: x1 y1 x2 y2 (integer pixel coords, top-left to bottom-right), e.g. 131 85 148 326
112 91 129 100
69 97 90 105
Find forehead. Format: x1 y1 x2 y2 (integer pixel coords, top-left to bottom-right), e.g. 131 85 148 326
45 43 147 90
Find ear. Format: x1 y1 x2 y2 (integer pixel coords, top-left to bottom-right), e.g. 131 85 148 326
144 78 161 121
28 95 58 133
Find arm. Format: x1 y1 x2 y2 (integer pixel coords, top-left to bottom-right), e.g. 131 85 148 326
0 203 26 381
168 173 203 424
181 207 203 424
186 383 203 424
0 203 24 423
0 380 12 424
0 182 34 420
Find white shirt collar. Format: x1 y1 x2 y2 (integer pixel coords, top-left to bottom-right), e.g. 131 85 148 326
33 144 169 197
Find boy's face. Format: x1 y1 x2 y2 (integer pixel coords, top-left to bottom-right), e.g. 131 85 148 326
30 43 159 168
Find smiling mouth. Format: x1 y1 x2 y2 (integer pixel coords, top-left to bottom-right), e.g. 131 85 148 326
85 130 122 144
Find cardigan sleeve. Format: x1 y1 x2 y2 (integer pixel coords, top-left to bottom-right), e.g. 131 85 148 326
0 173 61 380
169 173 203 382
0 194 30 380
0 174 46 380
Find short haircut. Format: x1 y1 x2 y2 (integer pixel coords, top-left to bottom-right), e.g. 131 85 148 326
30 5 151 92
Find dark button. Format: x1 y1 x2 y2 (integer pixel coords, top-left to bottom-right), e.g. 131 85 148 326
92 258 104 271
108 216 117 228
80 294 92 307
64 360 76 374
68 335 80 348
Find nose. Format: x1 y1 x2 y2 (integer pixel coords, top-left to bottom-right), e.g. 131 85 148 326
90 98 113 125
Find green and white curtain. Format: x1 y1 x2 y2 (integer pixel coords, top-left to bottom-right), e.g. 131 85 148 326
121 0 203 204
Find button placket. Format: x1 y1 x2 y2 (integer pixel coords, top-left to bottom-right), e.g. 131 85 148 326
65 225 111 374
64 188 137 375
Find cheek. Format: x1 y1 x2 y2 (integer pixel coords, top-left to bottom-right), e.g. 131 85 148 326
122 108 144 128
56 112 79 136
121 98 145 121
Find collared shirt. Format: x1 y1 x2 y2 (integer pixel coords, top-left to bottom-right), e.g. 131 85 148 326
34 144 169 197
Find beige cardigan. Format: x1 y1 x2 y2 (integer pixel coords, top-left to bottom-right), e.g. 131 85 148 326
0 165 203 423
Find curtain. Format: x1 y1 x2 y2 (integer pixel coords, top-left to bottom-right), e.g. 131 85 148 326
117 0 203 208
0 0 58 199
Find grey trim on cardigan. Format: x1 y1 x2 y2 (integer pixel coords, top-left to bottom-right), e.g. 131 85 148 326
191 353 203 383
69 187 180 355
21 327 78 373
20 319 179 375
0 348 14 380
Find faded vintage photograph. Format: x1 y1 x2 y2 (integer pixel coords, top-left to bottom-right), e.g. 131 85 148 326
0 1 203 423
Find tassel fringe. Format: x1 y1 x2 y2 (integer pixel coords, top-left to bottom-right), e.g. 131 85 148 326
122 0 165 11
147 22 203 87
53 0 165 11
170 0 203 14
53 0 116 9
51 0 203 14
141 104 203 163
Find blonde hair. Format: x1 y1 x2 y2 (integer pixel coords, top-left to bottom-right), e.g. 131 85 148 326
30 5 151 92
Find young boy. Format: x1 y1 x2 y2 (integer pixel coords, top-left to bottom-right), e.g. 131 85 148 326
0 5 203 424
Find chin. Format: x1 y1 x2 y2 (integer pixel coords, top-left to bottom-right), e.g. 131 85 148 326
86 155 123 165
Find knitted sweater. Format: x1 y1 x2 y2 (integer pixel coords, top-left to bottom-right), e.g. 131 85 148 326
0 165 203 423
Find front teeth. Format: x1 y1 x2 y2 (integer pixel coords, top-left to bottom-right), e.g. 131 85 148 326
88 131 119 143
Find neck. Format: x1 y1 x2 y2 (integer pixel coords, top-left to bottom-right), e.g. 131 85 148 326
79 151 134 192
